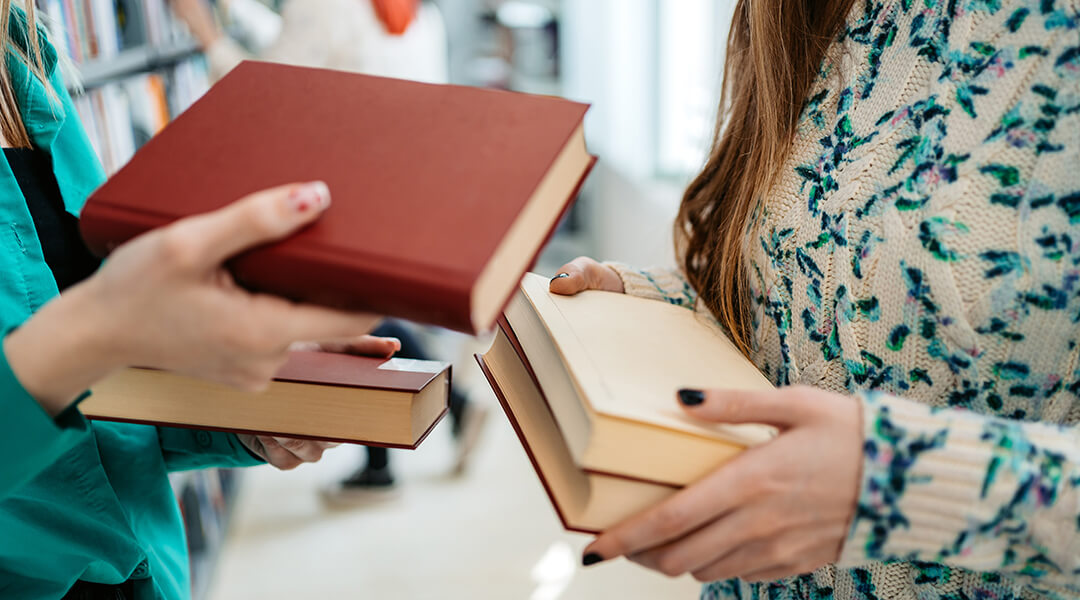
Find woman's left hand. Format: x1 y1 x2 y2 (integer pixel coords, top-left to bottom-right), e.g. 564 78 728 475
582 386 863 583
238 334 401 470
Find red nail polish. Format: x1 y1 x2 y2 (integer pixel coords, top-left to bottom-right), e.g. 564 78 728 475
289 182 331 214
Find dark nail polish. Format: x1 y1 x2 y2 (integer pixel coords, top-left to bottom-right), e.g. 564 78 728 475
678 389 705 406
582 552 604 567
551 273 570 282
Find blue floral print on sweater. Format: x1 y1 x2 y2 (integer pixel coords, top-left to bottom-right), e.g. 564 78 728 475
612 0 1080 598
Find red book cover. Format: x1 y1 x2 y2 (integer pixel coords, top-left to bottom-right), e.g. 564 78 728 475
275 351 446 392
80 61 595 333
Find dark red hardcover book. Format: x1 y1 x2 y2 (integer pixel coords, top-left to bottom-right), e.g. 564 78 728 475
82 351 451 448
80 61 596 333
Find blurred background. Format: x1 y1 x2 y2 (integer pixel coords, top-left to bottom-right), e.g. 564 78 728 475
44 0 735 597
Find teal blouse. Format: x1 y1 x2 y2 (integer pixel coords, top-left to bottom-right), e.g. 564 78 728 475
0 12 262 600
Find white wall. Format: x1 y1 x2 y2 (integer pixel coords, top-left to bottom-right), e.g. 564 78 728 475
588 163 684 269
560 0 727 269
559 0 658 178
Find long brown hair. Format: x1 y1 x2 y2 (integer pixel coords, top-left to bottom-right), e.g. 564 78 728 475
676 0 855 355
0 0 54 148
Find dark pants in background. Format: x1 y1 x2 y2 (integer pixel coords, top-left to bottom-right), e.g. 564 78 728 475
365 320 467 471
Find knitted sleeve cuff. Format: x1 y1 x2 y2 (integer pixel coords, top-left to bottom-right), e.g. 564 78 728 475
604 263 697 308
839 391 1080 586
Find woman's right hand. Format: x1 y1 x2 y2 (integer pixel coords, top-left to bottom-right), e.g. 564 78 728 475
4 182 379 416
548 257 625 296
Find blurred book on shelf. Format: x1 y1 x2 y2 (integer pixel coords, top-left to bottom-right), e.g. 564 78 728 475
41 0 211 174
42 0 189 63
174 469 238 599
71 63 210 173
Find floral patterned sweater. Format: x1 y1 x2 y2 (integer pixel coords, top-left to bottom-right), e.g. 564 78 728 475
610 1 1080 598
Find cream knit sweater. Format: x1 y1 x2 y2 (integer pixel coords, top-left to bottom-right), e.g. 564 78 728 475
613 1 1080 598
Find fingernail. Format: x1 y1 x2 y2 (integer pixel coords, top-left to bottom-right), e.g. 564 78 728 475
551 273 570 282
678 389 705 406
289 181 331 213
582 552 605 567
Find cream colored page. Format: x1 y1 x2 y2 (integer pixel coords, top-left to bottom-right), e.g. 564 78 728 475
521 274 774 444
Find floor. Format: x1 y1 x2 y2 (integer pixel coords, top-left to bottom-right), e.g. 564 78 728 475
207 331 701 600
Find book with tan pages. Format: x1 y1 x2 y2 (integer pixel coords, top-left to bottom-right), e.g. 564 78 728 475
492 273 776 489
79 61 596 334
81 351 450 448
477 323 678 533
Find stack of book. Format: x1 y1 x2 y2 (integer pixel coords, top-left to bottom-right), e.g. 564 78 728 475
478 274 776 533
71 63 601 591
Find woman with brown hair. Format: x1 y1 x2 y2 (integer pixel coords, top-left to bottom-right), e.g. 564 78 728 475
552 0 1080 598
0 2 394 598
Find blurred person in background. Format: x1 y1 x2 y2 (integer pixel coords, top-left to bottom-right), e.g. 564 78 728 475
173 0 448 83
171 0 489 502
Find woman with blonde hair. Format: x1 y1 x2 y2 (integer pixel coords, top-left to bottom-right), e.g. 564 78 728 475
552 0 1080 598
0 2 394 598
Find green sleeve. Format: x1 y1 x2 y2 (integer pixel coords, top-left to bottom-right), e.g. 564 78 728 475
0 328 91 499
157 427 265 472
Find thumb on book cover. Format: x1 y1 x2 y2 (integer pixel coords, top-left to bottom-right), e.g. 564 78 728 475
175 181 331 267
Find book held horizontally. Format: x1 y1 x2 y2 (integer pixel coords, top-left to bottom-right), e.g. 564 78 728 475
477 274 775 532
82 352 450 448
79 61 596 334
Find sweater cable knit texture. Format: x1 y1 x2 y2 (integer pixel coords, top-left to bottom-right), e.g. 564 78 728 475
611 0 1080 598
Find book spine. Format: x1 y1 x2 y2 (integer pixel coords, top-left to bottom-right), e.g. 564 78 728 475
475 353 583 533
81 414 444 450
230 245 477 333
80 154 598 335
79 0 97 59
79 201 478 332
62 0 83 62
78 199 168 257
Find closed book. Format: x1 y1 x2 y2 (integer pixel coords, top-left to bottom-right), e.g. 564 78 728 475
496 274 776 488
477 324 677 534
79 61 596 334
80 351 450 448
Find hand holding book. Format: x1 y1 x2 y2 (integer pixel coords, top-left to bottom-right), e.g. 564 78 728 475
579 383 862 583
549 256 625 295
5 182 379 418
234 335 404 470
548 257 861 581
